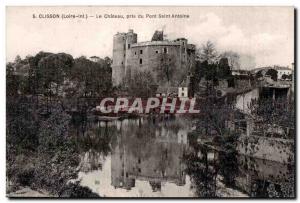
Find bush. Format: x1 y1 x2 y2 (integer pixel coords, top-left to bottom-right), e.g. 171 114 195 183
59 182 100 198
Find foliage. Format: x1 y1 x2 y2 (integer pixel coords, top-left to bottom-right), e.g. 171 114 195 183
6 100 81 196
127 71 158 97
37 53 74 94
196 100 235 137
191 57 232 96
75 124 118 157
71 56 112 97
6 97 39 154
197 41 219 64
156 53 176 85
265 69 278 81
184 148 217 197
248 97 295 138
7 52 112 98
255 70 263 78
6 52 113 197
282 74 292 80
59 181 100 197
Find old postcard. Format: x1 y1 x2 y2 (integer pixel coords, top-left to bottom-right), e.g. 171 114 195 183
6 6 295 198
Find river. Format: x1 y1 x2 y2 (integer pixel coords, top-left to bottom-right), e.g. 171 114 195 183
70 115 294 198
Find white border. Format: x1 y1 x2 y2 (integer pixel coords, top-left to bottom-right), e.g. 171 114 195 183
1 0 298 203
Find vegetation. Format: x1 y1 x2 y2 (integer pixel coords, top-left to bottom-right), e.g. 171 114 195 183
248 97 295 138
126 71 158 97
6 44 294 198
197 41 219 64
6 52 112 197
7 52 112 99
265 69 278 81
191 41 235 96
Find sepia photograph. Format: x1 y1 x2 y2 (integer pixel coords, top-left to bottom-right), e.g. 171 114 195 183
5 6 295 198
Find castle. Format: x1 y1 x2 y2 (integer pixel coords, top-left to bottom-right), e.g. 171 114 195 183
112 29 196 91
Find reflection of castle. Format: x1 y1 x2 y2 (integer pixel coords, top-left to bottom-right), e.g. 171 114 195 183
112 29 196 87
111 118 188 191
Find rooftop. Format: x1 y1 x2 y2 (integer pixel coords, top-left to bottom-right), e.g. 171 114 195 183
252 66 292 73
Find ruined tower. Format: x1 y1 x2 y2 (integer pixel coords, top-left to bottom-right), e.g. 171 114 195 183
112 29 195 90
112 29 137 86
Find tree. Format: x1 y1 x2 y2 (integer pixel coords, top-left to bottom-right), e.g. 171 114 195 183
38 53 74 90
155 52 176 86
265 69 278 81
104 56 112 66
27 51 52 95
128 71 158 97
6 63 20 96
255 70 263 79
14 55 22 64
282 74 292 81
71 56 112 97
197 41 218 64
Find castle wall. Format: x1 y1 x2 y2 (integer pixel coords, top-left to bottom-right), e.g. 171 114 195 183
112 30 196 88
126 44 182 86
125 30 137 77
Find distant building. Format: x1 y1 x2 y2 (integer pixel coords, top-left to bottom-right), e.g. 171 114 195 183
112 29 196 88
252 65 292 80
276 68 292 80
155 77 190 98
89 56 100 63
178 87 188 98
232 69 250 76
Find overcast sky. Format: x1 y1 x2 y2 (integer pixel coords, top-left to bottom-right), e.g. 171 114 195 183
6 6 294 68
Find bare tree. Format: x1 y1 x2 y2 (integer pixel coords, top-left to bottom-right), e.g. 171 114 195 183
197 41 219 64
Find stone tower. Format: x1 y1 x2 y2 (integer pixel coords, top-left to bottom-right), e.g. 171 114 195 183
112 29 137 86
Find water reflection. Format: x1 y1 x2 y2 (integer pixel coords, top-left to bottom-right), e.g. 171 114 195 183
111 116 188 192
71 116 294 198
235 156 295 197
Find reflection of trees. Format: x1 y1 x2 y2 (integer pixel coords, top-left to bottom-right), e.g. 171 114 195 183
76 122 118 156
184 146 218 197
121 121 157 158
184 139 294 198
70 121 118 172
121 117 187 156
185 120 240 197
218 151 238 186
248 161 295 198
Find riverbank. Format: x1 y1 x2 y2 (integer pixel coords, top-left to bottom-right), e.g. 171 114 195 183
8 187 52 198
237 135 294 164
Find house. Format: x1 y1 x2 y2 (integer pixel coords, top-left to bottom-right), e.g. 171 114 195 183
89 56 100 63
156 86 178 97
276 68 292 80
178 87 188 98
232 69 250 76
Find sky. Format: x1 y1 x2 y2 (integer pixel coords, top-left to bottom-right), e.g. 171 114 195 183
6 6 294 69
